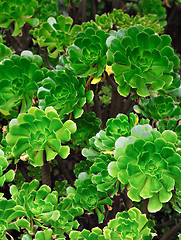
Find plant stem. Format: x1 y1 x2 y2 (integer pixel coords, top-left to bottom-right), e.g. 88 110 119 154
41 150 51 187
141 198 150 218
43 48 56 70
90 0 96 20
121 188 132 210
56 154 75 186
160 221 181 240
17 161 32 183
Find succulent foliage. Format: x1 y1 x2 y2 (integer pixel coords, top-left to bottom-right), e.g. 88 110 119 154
0 0 39 36
0 51 44 117
31 15 81 58
107 25 180 97
108 124 181 212
6 107 76 166
38 68 93 119
66 27 109 78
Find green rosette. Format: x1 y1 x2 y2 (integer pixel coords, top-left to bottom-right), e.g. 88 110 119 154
107 25 180 97
67 26 109 78
38 68 93 119
6 107 76 166
103 207 155 239
134 95 181 121
31 15 81 58
0 51 44 117
108 124 181 212
0 0 39 36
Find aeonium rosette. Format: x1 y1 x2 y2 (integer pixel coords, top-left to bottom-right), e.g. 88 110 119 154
107 25 180 97
108 124 181 212
103 207 155 240
38 68 93 119
0 51 44 118
134 95 181 121
66 26 109 78
6 107 76 166
0 0 39 36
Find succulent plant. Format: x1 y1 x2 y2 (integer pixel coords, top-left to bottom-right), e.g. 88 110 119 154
134 95 181 121
70 207 155 240
10 179 60 227
0 0 39 36
34 0 58 23
0 51 44 117
108 124 181 212
103 207 155 239
66 26 109 78
0 149 15 189
6 107 76 166
90 154 119 195
134 0 167 27
82 113 149 155
67 172 112 223
54 195 83 237
0 198 29 240
107 25 180 97
0 43 12 62
38 68 93 119
70 227 105 240
70 112 101 150
95 9 163 34
31 15 81 58
10 179 83 238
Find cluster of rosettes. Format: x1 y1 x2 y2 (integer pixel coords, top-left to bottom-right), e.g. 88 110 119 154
108 124 181 212
134 0 167 26
38 68 93 119
6 107 76 166
134 95 181 121
107 25 180 97
70 207 154 240
0 51 44 117
95 9 163 34
31 15 81 58
67 172 112 223
66 26 109 78
0 0 39 36
0 149 15 191
82 113 148 155
10 179 83 239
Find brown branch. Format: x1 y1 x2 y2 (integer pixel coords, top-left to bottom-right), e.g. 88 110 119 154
121 188 132 210
17 161 32 183
43 48 56 70
141 198 150 218
81 0 87 22
160 221 181 240
90 0 97 21
56 154 75 186
41 150 51 187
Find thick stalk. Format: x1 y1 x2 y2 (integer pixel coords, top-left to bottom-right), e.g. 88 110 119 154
121 188 132 210
17 161 32 183
160 221 181 240
41 150 51 187
56 155 75 186
141 198 150 218
90 0 96 20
